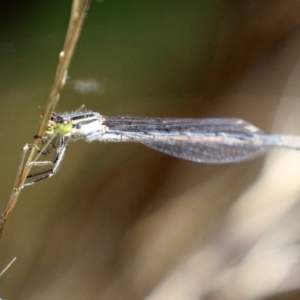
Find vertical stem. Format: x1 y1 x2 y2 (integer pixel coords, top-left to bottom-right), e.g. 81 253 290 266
0 0 91 241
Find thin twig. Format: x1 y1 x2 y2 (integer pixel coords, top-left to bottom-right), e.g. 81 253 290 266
0 257 17 278
0 0 91 241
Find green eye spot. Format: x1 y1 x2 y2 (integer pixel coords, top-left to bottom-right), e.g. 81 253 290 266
55 121 73 135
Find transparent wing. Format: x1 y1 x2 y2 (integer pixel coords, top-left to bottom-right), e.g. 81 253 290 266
102 117 268 163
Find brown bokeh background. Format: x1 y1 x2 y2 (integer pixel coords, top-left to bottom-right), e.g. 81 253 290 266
1 1 300 299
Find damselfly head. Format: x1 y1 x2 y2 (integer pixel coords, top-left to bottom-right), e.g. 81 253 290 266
51 113 73 136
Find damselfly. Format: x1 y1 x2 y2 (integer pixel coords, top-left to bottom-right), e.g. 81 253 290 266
25 109 300 187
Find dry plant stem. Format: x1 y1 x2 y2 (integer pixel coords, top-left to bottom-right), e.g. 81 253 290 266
0 0 91 240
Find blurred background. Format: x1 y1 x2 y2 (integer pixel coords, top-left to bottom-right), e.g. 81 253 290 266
1 0 300 299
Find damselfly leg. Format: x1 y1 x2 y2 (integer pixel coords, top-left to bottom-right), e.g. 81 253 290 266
24 135 69 187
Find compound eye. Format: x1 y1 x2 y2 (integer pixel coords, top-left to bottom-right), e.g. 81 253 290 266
57 117 69 125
